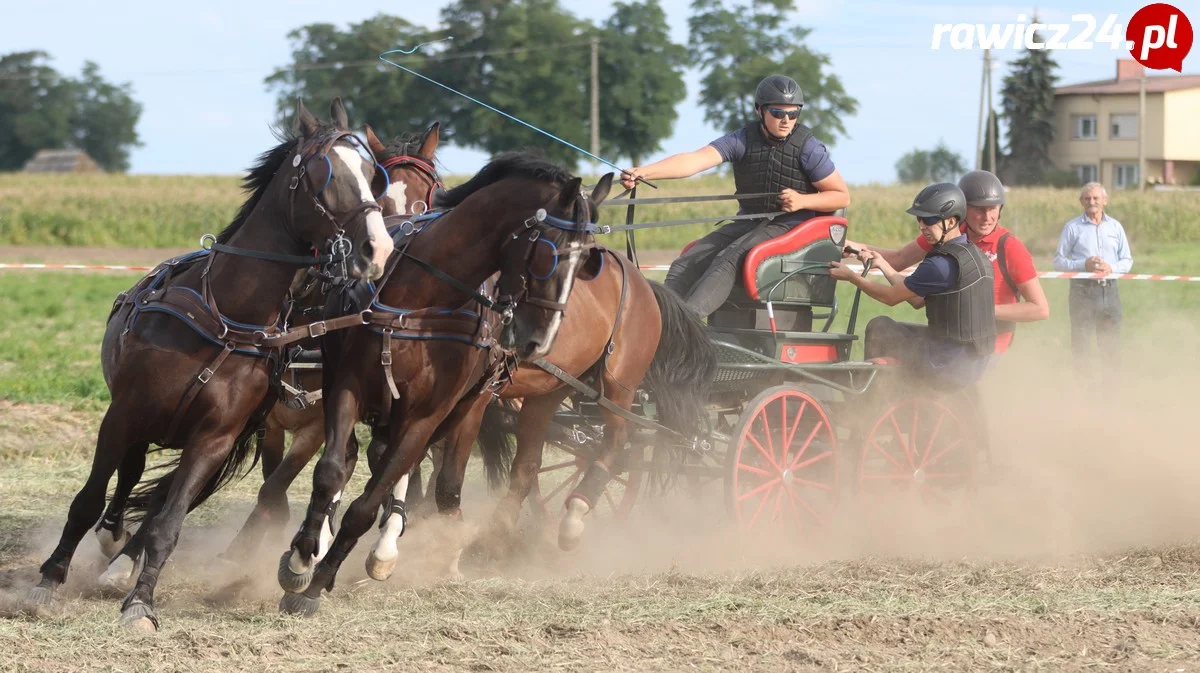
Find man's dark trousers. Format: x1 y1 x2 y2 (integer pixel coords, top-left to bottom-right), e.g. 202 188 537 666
664 217 793 317
1068 279 1122 383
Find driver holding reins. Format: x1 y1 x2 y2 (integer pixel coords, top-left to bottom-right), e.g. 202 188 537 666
829 183 996 392
620 75 851 317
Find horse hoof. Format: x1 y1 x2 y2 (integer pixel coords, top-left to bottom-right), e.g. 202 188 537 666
364 551 396 582
98 554 139 590
97 528 132 560
277 550 313 594
278 591 321 617
558 499 589 551
119 601 159 633
24 585 56 613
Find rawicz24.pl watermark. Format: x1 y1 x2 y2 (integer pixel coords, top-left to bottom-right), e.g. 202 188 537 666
931 3 1194 71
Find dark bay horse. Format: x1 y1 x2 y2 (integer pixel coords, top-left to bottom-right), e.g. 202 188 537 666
275 152 613 615
215 122 496 566
26 99 395 631
363 210 719 573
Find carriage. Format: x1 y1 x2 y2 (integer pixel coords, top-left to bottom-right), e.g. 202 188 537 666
489 210 983 535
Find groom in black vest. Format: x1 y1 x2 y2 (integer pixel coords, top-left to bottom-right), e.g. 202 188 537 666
620 75 851 317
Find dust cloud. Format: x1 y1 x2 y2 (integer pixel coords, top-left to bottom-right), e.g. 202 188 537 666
3 307 1199 611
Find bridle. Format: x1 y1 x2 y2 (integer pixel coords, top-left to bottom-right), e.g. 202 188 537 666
495 191 602 316
375 185 601 326
204 129 385 283
380 154 444 214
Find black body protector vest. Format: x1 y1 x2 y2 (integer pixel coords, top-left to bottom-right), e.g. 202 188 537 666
924 238 997 355
731 122 822 219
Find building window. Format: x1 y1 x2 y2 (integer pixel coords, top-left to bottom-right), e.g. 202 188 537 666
1110 113 1137 139
1072 164 1098 184
1072 114 1097 139
1115 163 1139 189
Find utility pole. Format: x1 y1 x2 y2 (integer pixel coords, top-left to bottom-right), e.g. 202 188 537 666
1138 70 1146 191
976 49 988 170
986 49 996 175
590 36 600 175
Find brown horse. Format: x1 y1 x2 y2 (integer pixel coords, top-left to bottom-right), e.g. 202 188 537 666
275 152 613 616
215 122 490 566
25 99 395 631
362 210 719 572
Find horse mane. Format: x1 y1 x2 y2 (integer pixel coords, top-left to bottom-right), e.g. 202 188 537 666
438 150 575 209
215 121 336 244
381 131 436 164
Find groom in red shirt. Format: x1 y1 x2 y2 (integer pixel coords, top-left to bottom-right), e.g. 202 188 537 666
846 170 1049 354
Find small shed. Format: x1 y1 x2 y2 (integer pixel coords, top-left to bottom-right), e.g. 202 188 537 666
22 149 102 173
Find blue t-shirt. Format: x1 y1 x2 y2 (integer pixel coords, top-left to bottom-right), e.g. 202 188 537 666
708 127 836 223
708 127 836 182
901 236 991 389
902 237 964 296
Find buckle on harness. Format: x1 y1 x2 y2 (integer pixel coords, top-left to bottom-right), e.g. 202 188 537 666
307 321 328 338
198 368 214 384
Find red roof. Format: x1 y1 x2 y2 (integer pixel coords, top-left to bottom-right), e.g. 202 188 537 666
1055 74 1200 95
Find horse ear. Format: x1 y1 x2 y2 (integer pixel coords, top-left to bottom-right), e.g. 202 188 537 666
418 121 440 159
557 176 583 212
330 97 350 130
295 99 319 137
365 124 386 156
590 173 614 208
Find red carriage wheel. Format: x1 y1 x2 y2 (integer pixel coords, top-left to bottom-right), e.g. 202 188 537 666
857 397 974 505
529 438 643 522
725 385 839 532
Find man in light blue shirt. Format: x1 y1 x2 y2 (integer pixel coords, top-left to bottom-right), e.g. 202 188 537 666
1053 182 1133 381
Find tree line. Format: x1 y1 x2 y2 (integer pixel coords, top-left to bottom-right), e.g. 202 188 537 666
264 0 858 170
2 1 1077 184
0 51 141 172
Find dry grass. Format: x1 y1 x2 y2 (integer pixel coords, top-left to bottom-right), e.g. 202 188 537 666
4 171 1200 254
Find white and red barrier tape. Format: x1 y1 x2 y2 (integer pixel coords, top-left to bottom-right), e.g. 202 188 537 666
0 261 1196 282
0 263 154 272
635 264 1200 282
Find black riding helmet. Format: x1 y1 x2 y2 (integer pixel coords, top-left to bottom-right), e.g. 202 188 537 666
958 170 1006 206
906 182 967 223
754 75 804 108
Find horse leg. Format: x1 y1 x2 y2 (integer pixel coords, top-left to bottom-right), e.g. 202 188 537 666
488 389 569 544
259 418 285 482
281 416 441 616
224 417 322 563
365 396 488 581
118 426 242 631
27 406 141 609
279 382 359 593
94 443 148 559
559 384 636 551
363 473 410 582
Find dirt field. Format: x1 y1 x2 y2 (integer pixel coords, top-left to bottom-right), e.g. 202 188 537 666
3 353 1200 673
1 252 1199 671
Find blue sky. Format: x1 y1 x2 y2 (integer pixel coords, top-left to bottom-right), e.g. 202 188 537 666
3 0 1197 184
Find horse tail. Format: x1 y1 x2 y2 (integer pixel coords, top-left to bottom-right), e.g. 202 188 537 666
476 399 516 491
125 399 273 523
645 280 717 436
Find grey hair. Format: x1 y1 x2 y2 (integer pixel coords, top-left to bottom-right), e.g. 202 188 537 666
1080 182 1107 198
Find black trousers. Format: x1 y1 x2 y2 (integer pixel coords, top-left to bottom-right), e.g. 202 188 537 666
664 217 794 317
1068 280 1122 383
863 316 990 393
865 316 995 467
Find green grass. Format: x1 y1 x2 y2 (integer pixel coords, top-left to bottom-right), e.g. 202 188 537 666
2 242 1197 406
0 273 132 408
4 171 1200 254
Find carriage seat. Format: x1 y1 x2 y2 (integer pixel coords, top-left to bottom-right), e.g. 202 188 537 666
679 214 848 309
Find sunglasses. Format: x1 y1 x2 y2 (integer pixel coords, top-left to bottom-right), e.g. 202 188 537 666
916 215 943 226
765 107 800 120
